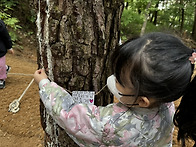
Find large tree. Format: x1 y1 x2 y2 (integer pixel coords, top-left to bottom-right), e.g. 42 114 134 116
35 0 124 146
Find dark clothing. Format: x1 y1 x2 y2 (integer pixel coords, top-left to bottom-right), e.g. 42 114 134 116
0 20 12 57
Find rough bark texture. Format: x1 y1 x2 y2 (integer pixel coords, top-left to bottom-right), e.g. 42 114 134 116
192 4 196 41
36 0 124 146
179 0 184 32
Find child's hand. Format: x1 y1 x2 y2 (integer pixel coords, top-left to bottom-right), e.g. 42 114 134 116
8 48 14 54
34 69 48 84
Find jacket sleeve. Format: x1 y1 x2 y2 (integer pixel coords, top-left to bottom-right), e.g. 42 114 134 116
0 20 12 49
39 79 105 145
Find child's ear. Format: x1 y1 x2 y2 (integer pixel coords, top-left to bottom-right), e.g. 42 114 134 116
138 97 150 108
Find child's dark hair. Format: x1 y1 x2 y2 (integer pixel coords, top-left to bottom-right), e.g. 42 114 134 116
112 32 193 102
174 72 196 146
112 32 196 145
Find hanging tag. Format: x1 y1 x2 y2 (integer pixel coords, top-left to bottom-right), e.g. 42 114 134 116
72 91 95 104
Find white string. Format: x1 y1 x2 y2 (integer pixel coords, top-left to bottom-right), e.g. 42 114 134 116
8 78 34 113
8 73 107 95
65 84 107 96
8 71 108 113
95 84 107 95
8 73 33 76
18 78 34 102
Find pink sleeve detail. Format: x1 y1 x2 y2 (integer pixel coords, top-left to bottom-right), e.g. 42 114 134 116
59 104 102 143
39 79 50 88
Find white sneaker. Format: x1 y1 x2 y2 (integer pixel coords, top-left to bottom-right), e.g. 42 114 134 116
0 80 5 89
6 65 11 74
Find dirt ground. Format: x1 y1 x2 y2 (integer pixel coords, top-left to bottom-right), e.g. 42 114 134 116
0 41 195 147
0 45 44 147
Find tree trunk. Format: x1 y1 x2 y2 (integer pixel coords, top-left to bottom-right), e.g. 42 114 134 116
153 1 159 25
180 0 184 32
140 1 151 36
35 0 124 146
192 4 196 41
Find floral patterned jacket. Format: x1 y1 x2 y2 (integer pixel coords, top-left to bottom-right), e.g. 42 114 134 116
39 79 175 147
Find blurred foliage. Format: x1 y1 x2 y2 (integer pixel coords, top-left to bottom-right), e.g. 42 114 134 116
121 0 196 41
121 9 143 39
0 0 21 42
0 0 36 42
1 0 196 42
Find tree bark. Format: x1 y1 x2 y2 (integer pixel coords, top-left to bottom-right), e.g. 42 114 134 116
36 0 124 146
152 1 159 25
192 3 196 41
180 0 184 32
140 1 151 36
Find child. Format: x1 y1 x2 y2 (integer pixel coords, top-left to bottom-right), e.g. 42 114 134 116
34 32 195 146
0 19 14 89
173 61 196 146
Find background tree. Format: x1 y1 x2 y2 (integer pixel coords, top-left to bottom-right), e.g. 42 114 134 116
121 0 196 40
192 3 196 41
140 1 152 36
150 0 159 25
179 0 185 32
35 0 124 146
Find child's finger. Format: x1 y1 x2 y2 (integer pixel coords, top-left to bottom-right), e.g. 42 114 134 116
35 69 41 73
39 69 46 75
34 69 42 75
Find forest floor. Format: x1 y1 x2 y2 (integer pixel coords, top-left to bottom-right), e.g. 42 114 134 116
0 35 195 147
0 39 45 147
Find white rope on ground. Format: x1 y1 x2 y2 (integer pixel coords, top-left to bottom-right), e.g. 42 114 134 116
8 78 35 113
8 73 33 76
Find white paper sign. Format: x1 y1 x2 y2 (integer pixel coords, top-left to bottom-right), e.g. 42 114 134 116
72 91 95 104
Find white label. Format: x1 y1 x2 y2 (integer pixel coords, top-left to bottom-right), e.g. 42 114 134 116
72 91 95 104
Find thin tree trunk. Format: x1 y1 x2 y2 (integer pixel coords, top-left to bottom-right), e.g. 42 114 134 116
153 1 159 25
140 1 152 36
192 4 196 41
180 0 184 32
36 0 124 146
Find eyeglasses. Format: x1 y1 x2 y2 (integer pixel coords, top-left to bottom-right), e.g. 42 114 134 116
118 92 143 97
118 93 136 97
118 93 140 106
